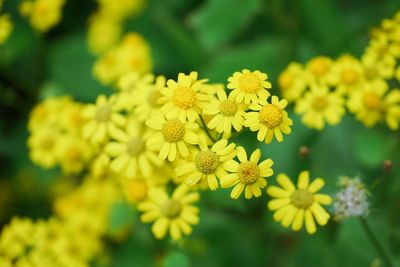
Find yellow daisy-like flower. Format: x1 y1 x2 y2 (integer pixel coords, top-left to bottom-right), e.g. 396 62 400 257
305 56 335 85
221 147 273 199
227 69 271 104
267 171 332 234
27 128 60 169
175 139 236 191
105 119 162 178
146 111 199 161
244 95 292 144
295 86 345 130
138 185 200 240
203 89 246 134
82 95 126 144
333 55 364 95
347 79 400 129
57 137 92 175
278 62 307 102
159 72 209 122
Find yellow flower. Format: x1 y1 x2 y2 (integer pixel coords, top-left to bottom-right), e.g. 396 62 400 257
87 12 121 54
0 14 12 44
278 62 307 102
105 118 162 177
57 137 92 175
295 86 345 130
227 69 271 104
159 72 209 122
19 0 65 32
27 127 60 169
333 55 364 95
146 111 199 161
221 147 273 199
267 171 332 234
305 56 335 85
244 95 292 143
203 89 246 135
347 79 400 129
138 185 200 240
82 94 126 144
175 139 236 191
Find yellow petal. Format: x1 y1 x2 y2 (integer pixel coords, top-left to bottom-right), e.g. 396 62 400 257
305 210 316 234
298 170 310 189
277 173 295 192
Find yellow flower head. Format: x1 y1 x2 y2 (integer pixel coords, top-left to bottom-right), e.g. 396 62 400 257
138 185 200 240
57 137 92 175
159 72 209 122
82 94 126 144
19 0 65 32
227 69 271 104
333 55 364 95
306 56 335 85
347 79 400 129
146 111 199 161
27 127 60 169
204 89 246 135
87 12 121 55
105 118 163 177
278 62 307 102
295 86 345 130
175 139 236 191
221 147 273 199
244 95 292 143
0 14 12 45
267 171 332 234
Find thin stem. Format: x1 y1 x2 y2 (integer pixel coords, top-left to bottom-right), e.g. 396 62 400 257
359 217 394 267
199 116 216 143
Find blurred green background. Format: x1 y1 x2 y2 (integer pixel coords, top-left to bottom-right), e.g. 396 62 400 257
1 0 400 266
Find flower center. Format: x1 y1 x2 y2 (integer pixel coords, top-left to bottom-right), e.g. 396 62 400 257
95 105 112 122
65 147 81 161
291 189 313 209
312 96 328 111
195 150 220 174
41 137 54 150
219 100 238 116
147 88 162 107
278 72 294 89
161 119 185 143
341 69 359 84
309 58 330 76
259 105 283 128
172 86 197 109
125 179 148 202
126 137 145 157
238 73 262 93
238 161 259 184
364 67 377 80
162 200 182 218
363 92 381 109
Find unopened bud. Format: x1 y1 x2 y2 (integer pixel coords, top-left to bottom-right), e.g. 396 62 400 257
299 146 310 158
382 160 392 172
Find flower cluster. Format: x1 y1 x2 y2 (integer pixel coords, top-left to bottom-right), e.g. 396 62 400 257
0 0 12 44
19 0 65 32
333 176 369 220
279 11 400 130
92 33 152 85
0 176 121 267
87 0 144 54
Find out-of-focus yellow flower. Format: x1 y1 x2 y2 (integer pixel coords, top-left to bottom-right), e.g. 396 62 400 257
0 14 12 44
333 55 364 95
267 171 332 234
221 147 273 199
295 86 345 130
105 118 162 177
227 69 271 104
159 72 209 122
82 95 126 144
96 0 144 20
176 139 236 190
146 111 199 161
57 137 92 175
138 185 200 240
204 89 246 135
93 33 152 85
19 0 65 32
244 95 292 143
27 127 60 169
278 62 307 102
347 79 400 129
305 56 335 86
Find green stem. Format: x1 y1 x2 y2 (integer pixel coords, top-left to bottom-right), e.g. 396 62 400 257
199 116 216 143
359 217 394 267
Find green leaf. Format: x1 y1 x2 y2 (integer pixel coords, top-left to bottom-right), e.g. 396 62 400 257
108 201 136 234
164 251 190 267
190 0 262 51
